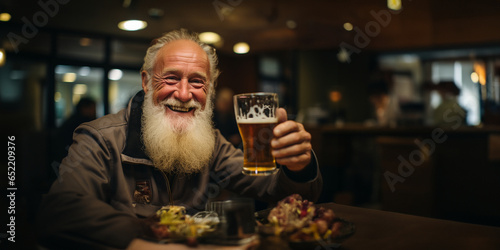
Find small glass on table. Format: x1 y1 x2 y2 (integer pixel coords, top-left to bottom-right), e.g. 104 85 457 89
205 199 257 245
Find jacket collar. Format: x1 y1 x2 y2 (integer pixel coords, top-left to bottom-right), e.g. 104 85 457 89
122 90 151 162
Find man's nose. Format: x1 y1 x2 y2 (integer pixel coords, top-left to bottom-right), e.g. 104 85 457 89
174 79 192 102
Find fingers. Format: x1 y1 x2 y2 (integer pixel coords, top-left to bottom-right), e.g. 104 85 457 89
272 121 311 148
272 120 312 171
275 151 312 171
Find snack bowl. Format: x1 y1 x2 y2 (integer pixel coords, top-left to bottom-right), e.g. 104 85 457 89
255 195 356 249
257 215 355 248
145 206 219 246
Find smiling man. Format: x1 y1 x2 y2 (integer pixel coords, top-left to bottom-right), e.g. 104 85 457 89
141 39 217 175
37 29 322 249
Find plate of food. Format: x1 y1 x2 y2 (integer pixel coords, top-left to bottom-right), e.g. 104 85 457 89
256 194 356 249
146 205 219 246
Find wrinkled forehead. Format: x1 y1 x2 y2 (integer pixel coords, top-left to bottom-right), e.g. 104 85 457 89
155 40 210 72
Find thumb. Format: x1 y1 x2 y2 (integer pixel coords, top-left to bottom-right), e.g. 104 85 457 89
277 108 287 124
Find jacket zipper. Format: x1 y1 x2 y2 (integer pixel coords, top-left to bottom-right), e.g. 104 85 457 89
159 170 174 206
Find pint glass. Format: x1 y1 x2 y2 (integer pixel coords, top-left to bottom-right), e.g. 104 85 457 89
234 93 278 176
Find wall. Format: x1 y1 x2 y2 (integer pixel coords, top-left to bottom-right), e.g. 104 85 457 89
217 53 259 95
297 49 373 123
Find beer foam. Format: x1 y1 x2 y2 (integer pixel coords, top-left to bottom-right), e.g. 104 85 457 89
237 117 278 123
236 104 277 123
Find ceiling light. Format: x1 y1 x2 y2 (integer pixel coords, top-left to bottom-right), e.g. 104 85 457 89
233 42 250 54
63 73 77 82
108 69 123 81
343 22 353 31
0 13 11 22
199 32 221 45
118 20 148 31
0 49 5 67
387 0 402 11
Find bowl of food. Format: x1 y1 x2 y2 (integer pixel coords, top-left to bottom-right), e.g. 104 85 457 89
147 205 219 246
256 194 355 249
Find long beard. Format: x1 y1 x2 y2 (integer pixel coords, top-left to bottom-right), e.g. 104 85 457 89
141 90 215 175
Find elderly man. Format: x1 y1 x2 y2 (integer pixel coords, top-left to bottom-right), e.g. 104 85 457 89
37 29 322 249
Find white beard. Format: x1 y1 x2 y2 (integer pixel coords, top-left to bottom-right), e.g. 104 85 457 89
141 90 215 175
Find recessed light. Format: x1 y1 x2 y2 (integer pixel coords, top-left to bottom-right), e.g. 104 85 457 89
387 0 402 11
118 20 148 31
199 32 221 44
343 22 353 31
233 42 250 54
0 13 11 22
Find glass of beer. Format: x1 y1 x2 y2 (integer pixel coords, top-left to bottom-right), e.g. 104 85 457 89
234 92 278 176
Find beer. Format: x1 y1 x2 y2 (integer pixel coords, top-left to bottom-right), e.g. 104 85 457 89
234 92 279 176
237 119 278 175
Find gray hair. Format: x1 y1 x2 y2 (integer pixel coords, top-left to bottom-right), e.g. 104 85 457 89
141 29 220 87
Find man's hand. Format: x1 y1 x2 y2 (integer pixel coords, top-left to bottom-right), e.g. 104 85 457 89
271 108 312 171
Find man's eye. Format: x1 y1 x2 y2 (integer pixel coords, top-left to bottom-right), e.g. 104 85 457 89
164 76 179 84
190 79 205 87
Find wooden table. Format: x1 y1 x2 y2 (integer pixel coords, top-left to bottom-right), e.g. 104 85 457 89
130 203 500 249
320 203 500 250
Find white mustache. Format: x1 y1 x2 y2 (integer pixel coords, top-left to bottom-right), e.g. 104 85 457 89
159 98 202 111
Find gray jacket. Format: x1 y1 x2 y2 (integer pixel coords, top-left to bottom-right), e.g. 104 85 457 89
37 91 322 249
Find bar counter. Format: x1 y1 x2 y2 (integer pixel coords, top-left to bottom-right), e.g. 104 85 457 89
306 124 500 226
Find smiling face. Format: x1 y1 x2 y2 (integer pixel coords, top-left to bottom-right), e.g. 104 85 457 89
142 39 211 117
141 39 216 173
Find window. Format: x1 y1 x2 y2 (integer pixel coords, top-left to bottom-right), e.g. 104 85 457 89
108 69 143 114
0 58 46 130
55 65 104 127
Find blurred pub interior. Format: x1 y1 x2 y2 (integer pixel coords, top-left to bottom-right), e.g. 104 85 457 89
2 0 500 244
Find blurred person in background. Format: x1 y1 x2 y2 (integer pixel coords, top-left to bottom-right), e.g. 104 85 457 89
366 80 398 127
429 81 467 128
53 97 96 163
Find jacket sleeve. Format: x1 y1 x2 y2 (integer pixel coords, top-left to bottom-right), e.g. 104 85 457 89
211 131 323 203
36 124 143 250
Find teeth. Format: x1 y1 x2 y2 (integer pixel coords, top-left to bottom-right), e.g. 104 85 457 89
167 105 191 112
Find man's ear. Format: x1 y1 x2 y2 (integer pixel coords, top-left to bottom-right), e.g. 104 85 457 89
141 71 149 93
